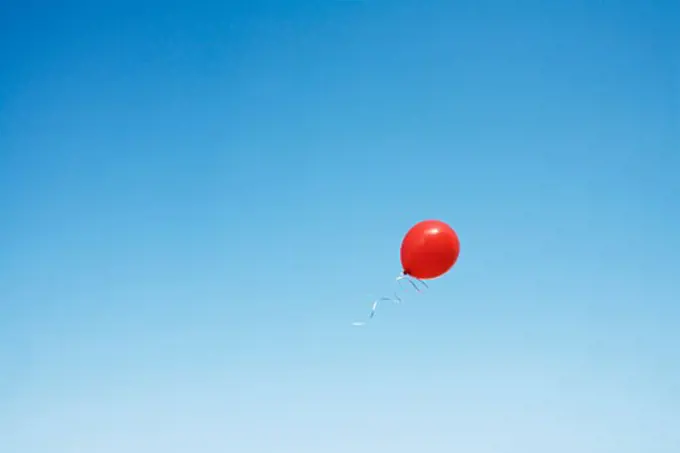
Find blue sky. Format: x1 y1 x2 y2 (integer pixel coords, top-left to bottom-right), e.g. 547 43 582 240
1 1 678 452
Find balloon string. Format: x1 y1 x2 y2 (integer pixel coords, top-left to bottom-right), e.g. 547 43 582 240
352 273 428 326
397 273 429 292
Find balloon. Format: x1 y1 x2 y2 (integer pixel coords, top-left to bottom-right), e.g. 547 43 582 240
352 219 460 326
399 220 460 280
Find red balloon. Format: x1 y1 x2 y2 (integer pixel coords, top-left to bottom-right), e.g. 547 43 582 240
400 220 460 280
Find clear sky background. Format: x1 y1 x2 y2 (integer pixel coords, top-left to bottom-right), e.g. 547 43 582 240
1 1 678 452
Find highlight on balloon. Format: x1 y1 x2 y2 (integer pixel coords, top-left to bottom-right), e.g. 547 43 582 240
353 219 460 326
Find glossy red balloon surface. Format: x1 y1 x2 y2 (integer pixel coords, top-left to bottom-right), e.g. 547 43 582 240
400 220 460 280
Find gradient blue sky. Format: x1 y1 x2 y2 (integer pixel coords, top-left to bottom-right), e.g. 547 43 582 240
1 1 679 452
